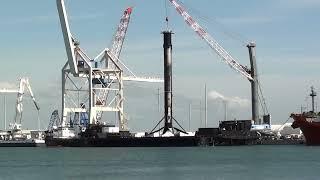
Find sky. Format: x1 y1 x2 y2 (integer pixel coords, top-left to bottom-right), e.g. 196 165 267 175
0 0 319 131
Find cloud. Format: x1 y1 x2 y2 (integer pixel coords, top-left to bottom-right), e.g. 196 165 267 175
216 16 274 25
275 0 320 9
208 91 225 100
0 15 55 25
70 13 106 21
0 81 17 90
208 90 250 108
0 12 105 26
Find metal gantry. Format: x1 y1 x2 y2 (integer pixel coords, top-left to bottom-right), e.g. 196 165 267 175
57 0 162 131
60 45 126 129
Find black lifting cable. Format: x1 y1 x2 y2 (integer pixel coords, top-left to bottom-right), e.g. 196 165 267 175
257 86 268 116
257 89 264 114
258 80 269 115
164 0 170 30
177 0 250 46
255 57 269 115
276 116 291 133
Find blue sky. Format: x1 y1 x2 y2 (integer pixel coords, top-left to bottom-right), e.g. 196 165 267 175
0 0 319 131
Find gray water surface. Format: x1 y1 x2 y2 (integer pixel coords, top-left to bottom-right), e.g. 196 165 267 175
0 145 319 180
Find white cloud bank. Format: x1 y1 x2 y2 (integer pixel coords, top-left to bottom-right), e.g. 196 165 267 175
0 82 17 90
208 90 250 108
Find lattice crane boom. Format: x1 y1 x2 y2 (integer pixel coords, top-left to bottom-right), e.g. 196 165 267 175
110 7 133 60
48 110 60 131
168 0 253 81
95 7 133 121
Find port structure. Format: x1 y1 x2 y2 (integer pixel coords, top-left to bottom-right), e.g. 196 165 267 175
57 0 162 131
168 0 269 125
48 110 60 132
149 31 187 135
0 77 40 130
310 86 317 113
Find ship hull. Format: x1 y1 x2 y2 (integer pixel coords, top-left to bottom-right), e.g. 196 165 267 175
0 140 45 147
45 136 201 147
291 114 320 145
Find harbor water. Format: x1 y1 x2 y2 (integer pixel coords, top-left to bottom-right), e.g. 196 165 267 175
0 145 319 180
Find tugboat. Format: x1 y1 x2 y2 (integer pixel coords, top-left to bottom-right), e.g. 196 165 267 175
291 86 320 145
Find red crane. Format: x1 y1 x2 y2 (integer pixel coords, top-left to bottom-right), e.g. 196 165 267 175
110 7 133 60
168 0 253 81
168 0 270 124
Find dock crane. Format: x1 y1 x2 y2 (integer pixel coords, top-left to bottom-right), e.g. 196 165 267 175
109 7 132 63
47 110 60 132
0 77 40 130
14 78 40 124
56 0 162 131
168 0 269 124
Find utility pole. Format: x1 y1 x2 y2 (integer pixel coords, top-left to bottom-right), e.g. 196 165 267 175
204 84 207 128
224 100 228 121
189 103 191 131
157 87 161 135
4 95 6 130
158 88 161 115
37 110 40 131
199 101 202 127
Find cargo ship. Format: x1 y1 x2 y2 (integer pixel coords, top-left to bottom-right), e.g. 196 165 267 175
291 86 320 145
0 139 45 147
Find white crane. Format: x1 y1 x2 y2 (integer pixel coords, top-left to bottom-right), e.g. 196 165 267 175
57 0 162 82
56 0 162 131
0 77 40 130
168 0 269 124
56 0 78 75
14 78 40 124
